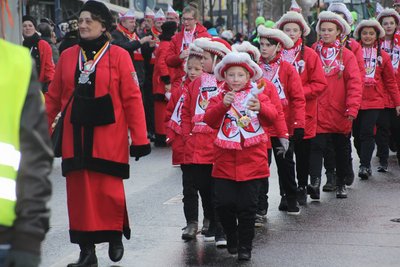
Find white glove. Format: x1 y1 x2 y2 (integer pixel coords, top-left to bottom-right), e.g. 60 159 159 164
276 137 289 157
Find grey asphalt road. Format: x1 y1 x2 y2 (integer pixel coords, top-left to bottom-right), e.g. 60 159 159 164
40 145 400 267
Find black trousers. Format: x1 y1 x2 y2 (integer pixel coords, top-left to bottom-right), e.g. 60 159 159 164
322 133 353 176
214 178 263 251
270 137 298 198
309 133 350 186
376 108 400 165
181 164 214 224
294 138 311 187
352 109 381 168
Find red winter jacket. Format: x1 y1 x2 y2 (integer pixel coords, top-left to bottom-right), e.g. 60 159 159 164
38 40 55 84
348 38 366 79
165 78 191 165
290 46 327 139
153 40 174 95
260 59 306 137
316 47 363 134
360 49 400 110
203 83 278 181
166 24 210 86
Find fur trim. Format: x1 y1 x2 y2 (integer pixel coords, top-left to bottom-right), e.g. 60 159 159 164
316 11 351 36
377 8 400 25
257 26 294 49
214 52 263 82
354 19 385 39
275 11 311 37
243 133 268 148
130 144 151 160
214 139 242 150
232 41 261 63
194 37 231 58
188 43 204 57
327 2 353 25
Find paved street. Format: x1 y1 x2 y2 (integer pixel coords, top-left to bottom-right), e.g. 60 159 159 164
40 145 400 267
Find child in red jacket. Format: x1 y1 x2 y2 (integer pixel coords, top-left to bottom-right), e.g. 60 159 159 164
204 52 278 261
165 44 204 240
181 37 232 246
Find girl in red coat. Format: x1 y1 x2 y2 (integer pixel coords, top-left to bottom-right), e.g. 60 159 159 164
204 52 278 260
257 25 306 214
309 11 362 199
181 37 232 246
165 44 204 240
352 20 400 178
45 2 151 265
232 41 289 224
276 11 327 204
153 21 178 147
377 8 400 169
22 15 55 93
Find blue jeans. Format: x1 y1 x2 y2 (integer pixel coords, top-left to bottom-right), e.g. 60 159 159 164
0 245 11 267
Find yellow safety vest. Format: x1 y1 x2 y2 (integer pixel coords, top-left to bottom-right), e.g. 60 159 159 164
0 39 31 227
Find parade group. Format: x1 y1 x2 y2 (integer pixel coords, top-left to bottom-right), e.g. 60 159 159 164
20 0 400 264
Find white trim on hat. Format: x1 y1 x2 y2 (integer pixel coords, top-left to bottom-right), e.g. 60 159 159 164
188 43 204 57
194 37 231 58
275 11 311 37
257 26 294 49
232 41 261 63
377 8 400 25
354 19 386 39
154 8 166 21
119 8 136 19
214 52 263 82
328 2 354 25
145 7 155 18
316 11 351 36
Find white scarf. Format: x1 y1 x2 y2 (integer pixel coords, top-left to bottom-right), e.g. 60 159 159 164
261 59 287 103
363 47 378 84
215 87 267 150
192 73 220 133
169 90 187 134
381 39 400 72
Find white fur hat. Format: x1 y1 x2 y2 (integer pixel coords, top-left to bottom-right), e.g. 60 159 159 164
221 30 234 40
119 8 135 19
194 37 232 58
257 26 294 49
188 43 204 57
353 19 386 39
145 7 155 18
154 8 166 21
214 52 263 82
232 41 261 63
328 2 354 25
167 4 179 18
316 11 351 36
275 11 311 36
377 8 400 25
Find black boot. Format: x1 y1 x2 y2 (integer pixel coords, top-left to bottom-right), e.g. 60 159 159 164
307 177 321 200
238 246 251 261
108 240 124 262
226 232 238 254
67 244 97 267
322 171 336 192
286 197 300 215
336 185 347 199
181 221 198 240
278 196 288 211
296 186 307 206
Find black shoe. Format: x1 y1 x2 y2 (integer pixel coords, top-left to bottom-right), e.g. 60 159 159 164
323 171 336 191
358 166 371 180
307 177 321 200
278 196 288 211
238 247 251 261
254 213 266 227
377 165 388 173
108 241 124 262
345 173 355 186
286 197 300 215
226 233 238 254
67 245 98 267
182 222 198 240
204 221 216 242
201 218 210 235
296 186 307 205
336 185 347 199
215 224 227 248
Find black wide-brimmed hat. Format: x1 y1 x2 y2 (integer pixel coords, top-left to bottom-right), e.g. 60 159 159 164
80 0 113 31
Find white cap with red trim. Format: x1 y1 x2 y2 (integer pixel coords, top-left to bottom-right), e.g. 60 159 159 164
215 52 263 82
145 7 155 19
154 8 166 22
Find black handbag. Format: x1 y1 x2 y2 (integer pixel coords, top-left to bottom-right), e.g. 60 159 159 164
51 93 74 158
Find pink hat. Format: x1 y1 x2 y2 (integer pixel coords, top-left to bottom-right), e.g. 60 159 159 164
214 52 263 82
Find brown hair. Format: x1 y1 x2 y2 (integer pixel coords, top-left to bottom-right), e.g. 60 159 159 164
182 5 199 20
90 12 111 39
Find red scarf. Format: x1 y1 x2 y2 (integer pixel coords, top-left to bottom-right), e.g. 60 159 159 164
315 39 343 76
117 23 138 41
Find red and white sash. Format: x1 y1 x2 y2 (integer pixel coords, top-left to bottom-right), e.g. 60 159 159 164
215 88 267 150
169 89 187 134
192 73 220 133
363 47 378 85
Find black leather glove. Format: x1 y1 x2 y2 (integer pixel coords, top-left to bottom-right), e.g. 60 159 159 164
130 144 151 161
4 250 41 267
292 128 305 142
